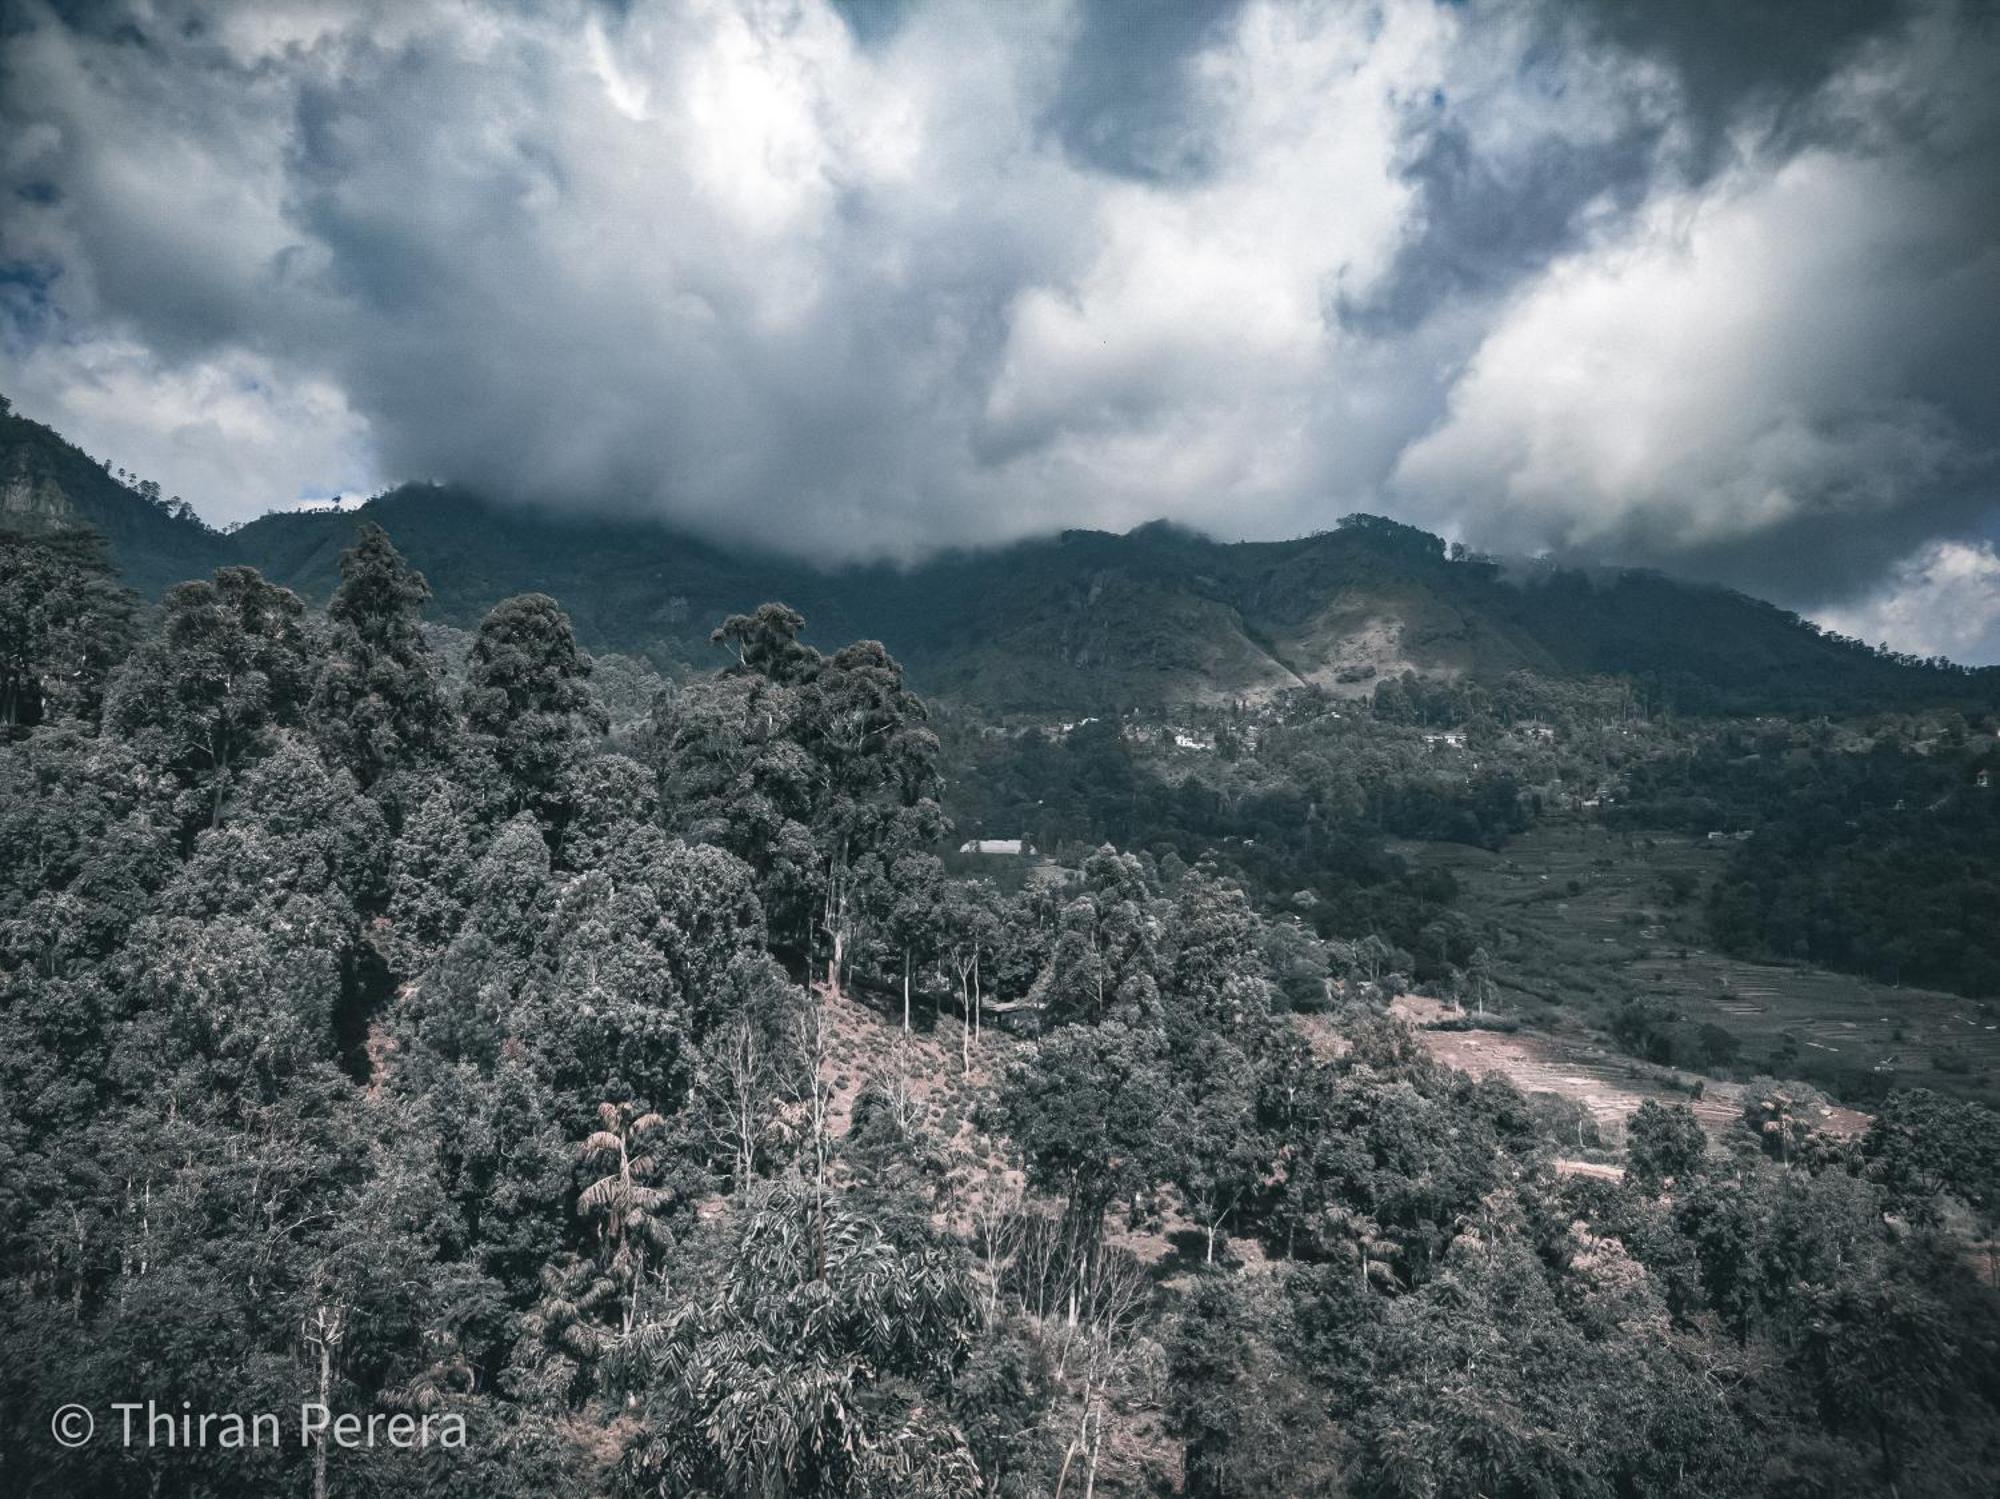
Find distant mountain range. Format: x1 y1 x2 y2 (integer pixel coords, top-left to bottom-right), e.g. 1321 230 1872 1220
5 397 1993 714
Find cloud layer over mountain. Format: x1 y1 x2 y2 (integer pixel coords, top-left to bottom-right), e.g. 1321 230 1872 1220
3 0 1996 657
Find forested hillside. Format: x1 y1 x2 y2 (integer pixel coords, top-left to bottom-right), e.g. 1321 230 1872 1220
1610 726 2000 999
211 503 2000 715
0 396 223 596
5 394 1992 717
3 523 1998 1497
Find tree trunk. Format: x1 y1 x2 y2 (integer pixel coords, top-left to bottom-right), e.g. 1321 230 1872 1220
1054 1437 1081 1499
71 1209 84 1323
823 854 847 992
210 740 229 830
313 1321 332 1499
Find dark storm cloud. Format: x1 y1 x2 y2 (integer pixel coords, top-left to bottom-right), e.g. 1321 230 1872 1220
1559 0 1925 167
1040 0 1245 182
1348 0 1932 334
1337 111 1663 334
0 0 1996 658
1394 0 2000 639
829 0 915 50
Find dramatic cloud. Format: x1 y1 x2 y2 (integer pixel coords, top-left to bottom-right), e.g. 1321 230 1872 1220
1392 141 1996 599
1819 539 2000 665
1 0 1995 656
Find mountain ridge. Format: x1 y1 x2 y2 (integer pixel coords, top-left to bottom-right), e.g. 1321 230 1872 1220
4 396 1991 715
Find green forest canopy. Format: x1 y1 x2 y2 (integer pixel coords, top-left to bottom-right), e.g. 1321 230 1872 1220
0 524 1996 1496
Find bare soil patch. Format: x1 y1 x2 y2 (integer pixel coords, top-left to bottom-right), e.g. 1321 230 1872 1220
1389 995 1868 1142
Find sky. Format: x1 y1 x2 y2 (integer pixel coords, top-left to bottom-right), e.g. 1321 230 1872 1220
2 0 1997 662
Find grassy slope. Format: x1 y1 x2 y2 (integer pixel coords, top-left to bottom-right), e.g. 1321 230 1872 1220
1390 821 2000 1111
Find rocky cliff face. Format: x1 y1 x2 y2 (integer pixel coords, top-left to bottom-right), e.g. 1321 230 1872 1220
0 450 84 534
0 404 228 594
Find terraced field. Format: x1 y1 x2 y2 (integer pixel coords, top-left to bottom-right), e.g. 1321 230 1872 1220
1390 821 2000 1114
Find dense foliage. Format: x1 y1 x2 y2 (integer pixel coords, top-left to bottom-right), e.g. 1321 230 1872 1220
1610 724 2000 996
2 524 1997 1496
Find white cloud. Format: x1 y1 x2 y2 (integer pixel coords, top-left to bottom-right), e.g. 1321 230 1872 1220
1816 539 2000 663
3 332 377 516
1392 148 1981 555
0 0 1993 649
977 1 1450 537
